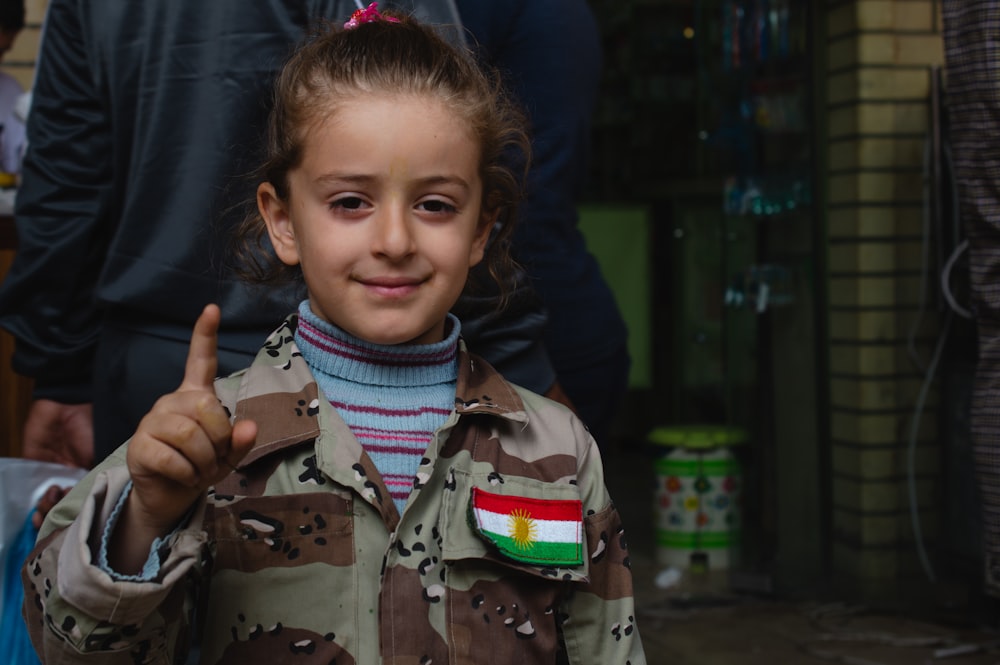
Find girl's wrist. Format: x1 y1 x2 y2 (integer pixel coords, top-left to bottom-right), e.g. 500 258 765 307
107 493 187 574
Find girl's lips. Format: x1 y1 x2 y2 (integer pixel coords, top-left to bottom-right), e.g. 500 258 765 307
362 275 421 287
359 276 424 297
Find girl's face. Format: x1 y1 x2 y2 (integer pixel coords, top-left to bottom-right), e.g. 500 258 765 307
258 93 492 346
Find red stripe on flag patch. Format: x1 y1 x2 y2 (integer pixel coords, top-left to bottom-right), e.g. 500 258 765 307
471 487 582 522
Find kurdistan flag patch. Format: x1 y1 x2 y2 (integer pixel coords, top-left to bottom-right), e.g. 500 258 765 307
470 487 584 566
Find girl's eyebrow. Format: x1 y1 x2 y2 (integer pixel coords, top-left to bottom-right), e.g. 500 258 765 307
416 174 471 191
314 173 472 190
314 173 377 186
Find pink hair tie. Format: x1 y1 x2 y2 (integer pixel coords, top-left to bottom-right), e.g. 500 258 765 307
344 2 400 29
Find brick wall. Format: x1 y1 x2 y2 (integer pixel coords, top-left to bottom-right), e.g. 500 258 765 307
825 0 946 583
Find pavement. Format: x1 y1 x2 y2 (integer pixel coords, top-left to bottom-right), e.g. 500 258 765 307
629 553 1000 665
604 445 1000 665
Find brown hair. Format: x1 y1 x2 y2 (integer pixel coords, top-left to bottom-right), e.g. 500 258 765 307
233 13 530 304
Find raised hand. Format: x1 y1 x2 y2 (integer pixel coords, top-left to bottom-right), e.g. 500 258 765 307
112 305 256 573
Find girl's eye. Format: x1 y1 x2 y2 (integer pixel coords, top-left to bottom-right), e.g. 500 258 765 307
418 199 458 214
330 196 367 211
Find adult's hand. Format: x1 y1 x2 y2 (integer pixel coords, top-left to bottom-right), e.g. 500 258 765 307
21 399 95 469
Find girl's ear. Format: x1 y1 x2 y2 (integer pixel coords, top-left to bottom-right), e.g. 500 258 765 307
258 182 300 266
469 208 499 267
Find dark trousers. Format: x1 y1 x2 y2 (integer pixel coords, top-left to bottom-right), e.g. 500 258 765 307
557 342 631 450
92 324 255 462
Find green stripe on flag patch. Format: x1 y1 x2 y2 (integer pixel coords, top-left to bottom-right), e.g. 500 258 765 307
470 487 584 566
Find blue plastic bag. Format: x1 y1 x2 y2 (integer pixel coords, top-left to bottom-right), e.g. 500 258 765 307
0 459 86 663
0 511 40 665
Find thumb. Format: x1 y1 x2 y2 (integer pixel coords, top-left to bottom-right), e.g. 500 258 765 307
179 304 221 392
224 419 258 469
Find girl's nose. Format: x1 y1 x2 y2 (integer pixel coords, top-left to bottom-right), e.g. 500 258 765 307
372 205 415 259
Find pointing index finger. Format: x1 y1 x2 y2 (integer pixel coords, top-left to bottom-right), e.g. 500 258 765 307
179 304 221 392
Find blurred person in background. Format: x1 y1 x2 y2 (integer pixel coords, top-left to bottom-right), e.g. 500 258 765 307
0 0 26 181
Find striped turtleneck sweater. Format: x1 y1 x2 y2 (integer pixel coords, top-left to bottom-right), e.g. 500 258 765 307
293 301 460 514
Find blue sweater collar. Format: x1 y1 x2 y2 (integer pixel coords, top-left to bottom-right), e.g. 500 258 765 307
293 300 460 388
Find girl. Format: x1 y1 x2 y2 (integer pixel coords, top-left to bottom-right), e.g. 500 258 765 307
23 7 646 664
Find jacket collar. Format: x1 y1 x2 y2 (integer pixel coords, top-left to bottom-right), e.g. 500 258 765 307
232 313 528 470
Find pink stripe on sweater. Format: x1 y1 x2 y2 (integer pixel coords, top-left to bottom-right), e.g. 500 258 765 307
329 401 452 418
356 435 429 449
298 319 455 366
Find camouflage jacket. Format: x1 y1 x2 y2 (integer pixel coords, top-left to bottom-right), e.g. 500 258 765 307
23 315 646 665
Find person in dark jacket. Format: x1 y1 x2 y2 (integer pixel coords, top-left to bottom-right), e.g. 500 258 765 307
0 0 628 470
455 1 630 446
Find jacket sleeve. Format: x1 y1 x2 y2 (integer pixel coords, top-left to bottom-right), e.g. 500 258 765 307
23 459 208 663
21 375 249 662
0 0 111 402
561 419 647 664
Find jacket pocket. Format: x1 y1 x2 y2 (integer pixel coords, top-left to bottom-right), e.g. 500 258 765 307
199 493 359 663
440 470 589 582
437 471 588 662
207 492 354 573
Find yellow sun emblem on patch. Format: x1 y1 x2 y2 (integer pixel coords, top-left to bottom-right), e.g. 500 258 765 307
508 509 538 550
